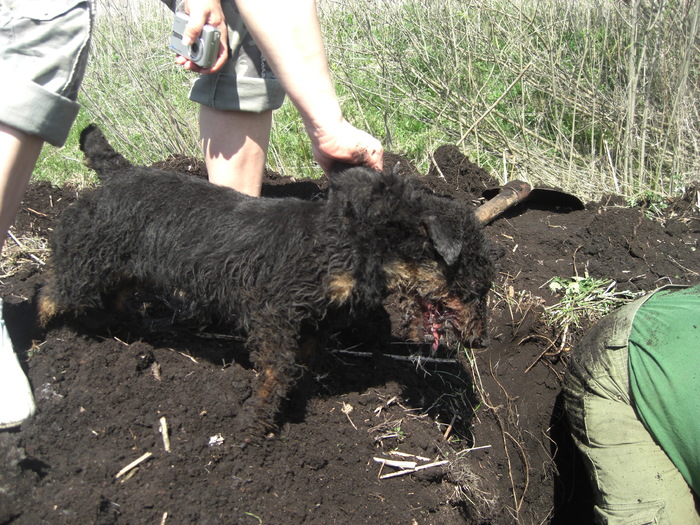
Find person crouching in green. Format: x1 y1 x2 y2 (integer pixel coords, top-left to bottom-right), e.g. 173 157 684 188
563 283 700 524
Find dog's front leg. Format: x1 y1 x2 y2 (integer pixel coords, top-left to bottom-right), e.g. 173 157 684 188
235 322 304 443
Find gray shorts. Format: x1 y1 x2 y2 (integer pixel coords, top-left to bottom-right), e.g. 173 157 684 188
166 0 285 112
0 0 93 146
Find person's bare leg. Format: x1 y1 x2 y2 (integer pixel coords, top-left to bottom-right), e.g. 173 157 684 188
0 123 43 429
199 105 272 197
0 124 44 252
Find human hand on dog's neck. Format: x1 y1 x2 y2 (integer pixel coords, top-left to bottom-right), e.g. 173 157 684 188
307 119 383 175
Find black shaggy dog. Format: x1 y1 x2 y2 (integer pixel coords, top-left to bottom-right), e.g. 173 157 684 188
39 125 494 440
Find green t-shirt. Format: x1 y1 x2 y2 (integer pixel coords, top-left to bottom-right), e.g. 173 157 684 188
628 283 700 495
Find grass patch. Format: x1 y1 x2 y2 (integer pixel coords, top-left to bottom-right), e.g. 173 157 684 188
0 233 48 279
33 112 98 188
543 276 644 349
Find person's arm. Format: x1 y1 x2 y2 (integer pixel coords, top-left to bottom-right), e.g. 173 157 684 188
234 0 382 173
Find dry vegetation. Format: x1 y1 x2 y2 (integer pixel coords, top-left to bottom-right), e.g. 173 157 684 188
322 0 700 200
34 0 699 201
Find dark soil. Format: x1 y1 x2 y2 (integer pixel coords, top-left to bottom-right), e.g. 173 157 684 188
1 146 698 524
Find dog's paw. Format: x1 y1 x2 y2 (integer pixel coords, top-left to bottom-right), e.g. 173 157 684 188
233 407 279 447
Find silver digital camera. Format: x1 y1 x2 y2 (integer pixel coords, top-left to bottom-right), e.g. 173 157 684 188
170 11 220 69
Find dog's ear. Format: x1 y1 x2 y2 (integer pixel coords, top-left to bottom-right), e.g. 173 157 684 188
423 214 462 266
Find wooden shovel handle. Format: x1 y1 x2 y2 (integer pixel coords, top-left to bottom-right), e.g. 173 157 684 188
473 180 532 225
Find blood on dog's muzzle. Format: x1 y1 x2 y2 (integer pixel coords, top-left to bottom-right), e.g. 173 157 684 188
418 295 488 352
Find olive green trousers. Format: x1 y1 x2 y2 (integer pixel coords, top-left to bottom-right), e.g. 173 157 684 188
563 292 700 524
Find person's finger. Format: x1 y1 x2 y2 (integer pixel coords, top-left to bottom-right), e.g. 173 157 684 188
175 54 203 73
182 2 208 45
365 145 383 171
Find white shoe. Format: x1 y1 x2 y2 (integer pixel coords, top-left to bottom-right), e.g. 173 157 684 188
0 299 36 429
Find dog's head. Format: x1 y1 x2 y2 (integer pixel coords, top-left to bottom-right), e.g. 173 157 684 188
328 167 493 351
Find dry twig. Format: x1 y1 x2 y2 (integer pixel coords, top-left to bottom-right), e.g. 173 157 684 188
159 416 171 452
373 452 449 480
115 452 153 479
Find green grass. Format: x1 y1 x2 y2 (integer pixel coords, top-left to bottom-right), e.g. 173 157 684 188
33 112 97 188
544 276 644 346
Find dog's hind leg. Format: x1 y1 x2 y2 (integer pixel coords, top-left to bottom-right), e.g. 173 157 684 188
36 269 90 327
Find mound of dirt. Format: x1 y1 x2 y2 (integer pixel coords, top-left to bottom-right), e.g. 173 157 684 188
1 148 698 524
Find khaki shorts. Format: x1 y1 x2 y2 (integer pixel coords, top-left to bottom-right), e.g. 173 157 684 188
563 289 700 525
0 0 93 146
166 0 285 112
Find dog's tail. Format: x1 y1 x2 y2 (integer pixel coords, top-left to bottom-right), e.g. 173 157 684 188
79 124 133 180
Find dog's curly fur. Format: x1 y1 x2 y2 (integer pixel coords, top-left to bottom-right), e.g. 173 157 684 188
39 125 494 440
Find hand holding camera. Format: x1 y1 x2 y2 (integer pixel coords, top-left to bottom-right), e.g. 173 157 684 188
170 11 222 70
